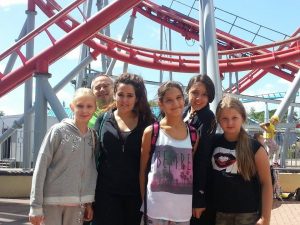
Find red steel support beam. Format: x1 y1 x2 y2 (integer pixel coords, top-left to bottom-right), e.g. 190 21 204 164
0 0 142 97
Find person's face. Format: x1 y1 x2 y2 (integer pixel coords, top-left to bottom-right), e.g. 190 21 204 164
159 87 185 118
115 83 137 114
218 108 244 141
92 76 113 106
70 96 96 124
271 119 279 126
188 82 209 111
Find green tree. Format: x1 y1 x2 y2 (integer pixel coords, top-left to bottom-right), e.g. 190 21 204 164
164 148 177 174
248 107 264 123
0 110 4 116
148 100 158 107
248 108 299 123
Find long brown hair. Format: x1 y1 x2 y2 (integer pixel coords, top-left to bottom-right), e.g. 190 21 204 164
111 73 155 124
216 95 256 181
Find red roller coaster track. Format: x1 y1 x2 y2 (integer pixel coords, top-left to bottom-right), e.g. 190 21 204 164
0 0 299 97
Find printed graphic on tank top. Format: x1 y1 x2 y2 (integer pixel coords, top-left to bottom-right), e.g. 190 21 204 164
146 127 193 221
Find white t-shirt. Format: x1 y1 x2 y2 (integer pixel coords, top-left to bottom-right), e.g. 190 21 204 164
145 127 193 222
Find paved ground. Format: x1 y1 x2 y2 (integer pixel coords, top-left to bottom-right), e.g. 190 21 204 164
0 198 299 225
0 198 30 225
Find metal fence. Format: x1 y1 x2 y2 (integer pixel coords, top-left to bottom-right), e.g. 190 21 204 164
1 127 300 169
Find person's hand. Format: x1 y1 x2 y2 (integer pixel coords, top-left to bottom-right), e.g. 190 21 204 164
192 207 205 219
83 203 94 221
256 217 270 225
29 215 44 225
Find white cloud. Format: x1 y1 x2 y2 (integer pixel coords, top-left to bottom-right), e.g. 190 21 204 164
0 0 26 7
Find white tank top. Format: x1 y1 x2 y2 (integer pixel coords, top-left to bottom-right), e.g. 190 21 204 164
146 127 193 222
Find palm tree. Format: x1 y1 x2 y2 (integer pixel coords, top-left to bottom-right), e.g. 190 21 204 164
164 148 177 174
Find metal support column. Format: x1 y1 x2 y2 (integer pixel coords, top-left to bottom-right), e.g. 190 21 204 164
199 0 206 74
201 0 222 112
23 4 36 169
97 0 111 73
264 103 269 123
76 0 93 88
42 81 68 121
168 28 173 80
4 20 28 75
274 70 300 120
123 12 136 73
235 71 239 94
159 24 163 82
107 13 136 75
280 104 295 168
33 73 50 166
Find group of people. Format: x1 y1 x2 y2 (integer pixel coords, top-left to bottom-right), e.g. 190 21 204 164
29 73 273 225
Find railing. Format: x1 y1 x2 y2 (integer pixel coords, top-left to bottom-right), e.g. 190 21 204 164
0 129 25 169
0 117 299 169
168 0 290 45
0 158 16 168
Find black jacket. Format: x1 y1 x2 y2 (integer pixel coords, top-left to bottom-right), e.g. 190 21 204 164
95 109 148 196
183 104 216 208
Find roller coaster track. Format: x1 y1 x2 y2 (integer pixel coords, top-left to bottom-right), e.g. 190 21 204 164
0 0 300 97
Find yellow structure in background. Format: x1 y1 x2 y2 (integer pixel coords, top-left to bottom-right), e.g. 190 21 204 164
278 173 300 193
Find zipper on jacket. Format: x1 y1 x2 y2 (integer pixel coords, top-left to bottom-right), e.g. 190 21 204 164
79 137 85 204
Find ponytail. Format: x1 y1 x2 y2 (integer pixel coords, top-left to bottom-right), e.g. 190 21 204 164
236 128 256 181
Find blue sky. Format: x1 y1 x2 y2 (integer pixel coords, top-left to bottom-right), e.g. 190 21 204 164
0 0 299 116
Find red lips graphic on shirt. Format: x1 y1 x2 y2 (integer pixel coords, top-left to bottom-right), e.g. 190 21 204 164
213 152 236 168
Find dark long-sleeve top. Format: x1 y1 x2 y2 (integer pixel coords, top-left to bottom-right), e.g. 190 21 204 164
95 109 148 196
183 104 216 208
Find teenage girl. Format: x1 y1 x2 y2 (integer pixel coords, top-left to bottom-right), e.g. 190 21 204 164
183 74 216 225
93 73 154 225
29 88 98 225
140 81 202 225
212 95 272 225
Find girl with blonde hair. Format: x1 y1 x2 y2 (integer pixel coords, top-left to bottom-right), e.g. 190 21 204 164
29 88 98 225
211 95 272 225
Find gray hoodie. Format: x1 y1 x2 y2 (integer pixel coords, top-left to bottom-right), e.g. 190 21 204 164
29 119 98 216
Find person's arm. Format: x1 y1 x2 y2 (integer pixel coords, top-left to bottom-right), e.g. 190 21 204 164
260 122 270 132
255 147 273 225
192 115 216 209
192 135 206 218
139 125 152 200
29 126 60 220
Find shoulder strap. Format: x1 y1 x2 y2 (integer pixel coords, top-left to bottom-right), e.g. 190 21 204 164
187 123 197 148
150 121 160 153
144 121 159 225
